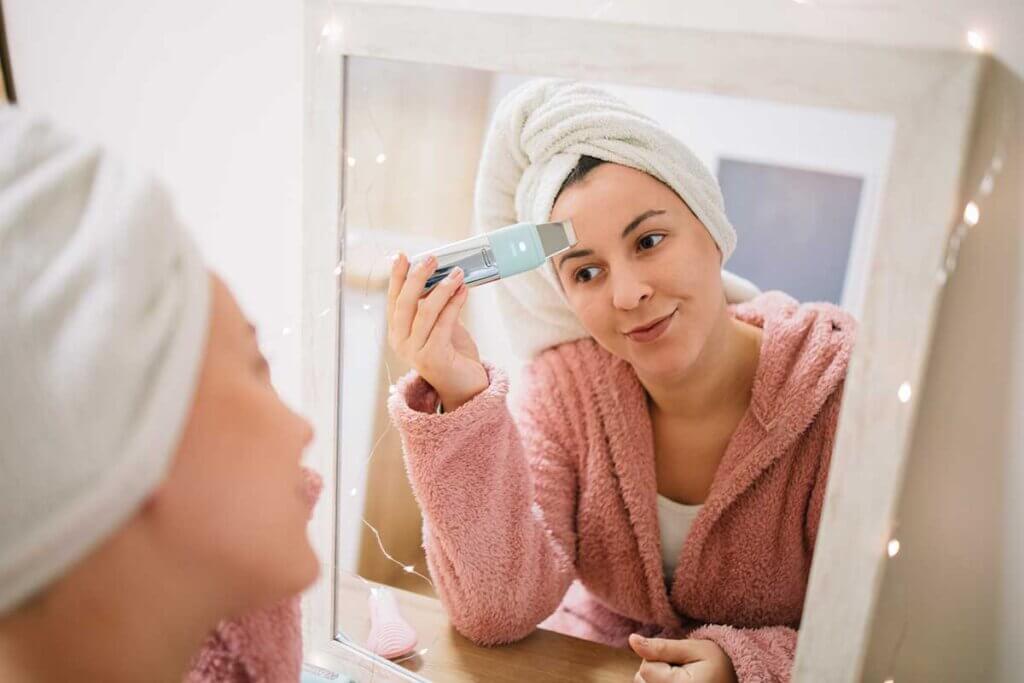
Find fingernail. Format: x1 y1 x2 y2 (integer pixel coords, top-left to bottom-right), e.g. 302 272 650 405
448 267 463 281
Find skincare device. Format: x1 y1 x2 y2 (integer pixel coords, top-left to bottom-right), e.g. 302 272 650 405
365 586 418 660
414 220 577 294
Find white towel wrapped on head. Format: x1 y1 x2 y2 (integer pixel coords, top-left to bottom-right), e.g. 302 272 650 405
0 108 211 613
473 79 759 360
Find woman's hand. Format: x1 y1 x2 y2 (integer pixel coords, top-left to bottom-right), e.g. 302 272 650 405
387 252 489 412
629 634 738 683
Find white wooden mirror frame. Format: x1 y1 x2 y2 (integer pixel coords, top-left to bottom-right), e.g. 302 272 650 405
300 2 983 680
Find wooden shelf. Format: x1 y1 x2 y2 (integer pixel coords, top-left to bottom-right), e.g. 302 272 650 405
334 574 640 682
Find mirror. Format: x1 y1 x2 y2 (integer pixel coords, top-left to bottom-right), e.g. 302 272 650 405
331 54 895 675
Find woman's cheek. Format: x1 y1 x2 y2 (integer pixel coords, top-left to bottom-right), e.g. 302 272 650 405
575 299 606 339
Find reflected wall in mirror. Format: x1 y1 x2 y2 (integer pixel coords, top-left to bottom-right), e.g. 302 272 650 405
333 55 895 676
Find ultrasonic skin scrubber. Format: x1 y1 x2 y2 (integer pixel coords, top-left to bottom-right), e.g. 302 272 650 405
414 220 577 295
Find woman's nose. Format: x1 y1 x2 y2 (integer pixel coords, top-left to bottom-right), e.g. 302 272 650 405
611 270 653 311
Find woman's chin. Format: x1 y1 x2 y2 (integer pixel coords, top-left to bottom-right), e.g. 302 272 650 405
628 341 697 383
291 538 321 591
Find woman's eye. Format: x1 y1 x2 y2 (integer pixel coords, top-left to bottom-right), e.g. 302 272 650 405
638 233 665 251
574 266 602 283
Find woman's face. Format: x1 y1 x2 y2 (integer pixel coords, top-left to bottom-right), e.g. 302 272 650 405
550 163 725 383
147 276 318 612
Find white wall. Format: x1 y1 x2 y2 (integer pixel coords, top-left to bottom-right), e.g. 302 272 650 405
4 0 306 406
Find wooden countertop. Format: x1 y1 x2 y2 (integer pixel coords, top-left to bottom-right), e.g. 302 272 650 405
331 574 641 682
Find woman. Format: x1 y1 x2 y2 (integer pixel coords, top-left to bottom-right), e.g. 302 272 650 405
0 109 318 682
386 81 854 682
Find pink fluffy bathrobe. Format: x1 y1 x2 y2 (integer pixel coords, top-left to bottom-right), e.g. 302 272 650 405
388 291 855 682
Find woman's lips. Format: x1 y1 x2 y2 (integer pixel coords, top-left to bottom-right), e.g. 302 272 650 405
625 309 677 343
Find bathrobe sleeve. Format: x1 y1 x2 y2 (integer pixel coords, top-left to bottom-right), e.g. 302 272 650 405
686 624 797 683
184 469 323 683
388 362 579 645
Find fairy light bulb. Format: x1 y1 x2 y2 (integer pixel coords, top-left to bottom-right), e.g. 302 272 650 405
897 382 912 404
375 153 388 164
334 263 344 277
887 539 901 558
347 156 357 167
980 173 995 196
403 565 415 573
349 487 358 497
321 19 343 44
282 327 293 337
963 201 980 227
966 30 985 52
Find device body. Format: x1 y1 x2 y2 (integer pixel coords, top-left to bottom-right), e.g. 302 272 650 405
414 220 576 294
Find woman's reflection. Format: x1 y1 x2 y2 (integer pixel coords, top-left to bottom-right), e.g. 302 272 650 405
385 80 854 683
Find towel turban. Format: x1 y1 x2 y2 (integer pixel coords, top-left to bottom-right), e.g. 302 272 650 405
473 79 758 360
0 108 211 613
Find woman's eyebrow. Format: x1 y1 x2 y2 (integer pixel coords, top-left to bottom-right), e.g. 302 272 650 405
558 248 594 269
621 209 667 239
558 209 668 270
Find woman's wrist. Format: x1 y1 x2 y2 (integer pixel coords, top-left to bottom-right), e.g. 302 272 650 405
436 365 489 413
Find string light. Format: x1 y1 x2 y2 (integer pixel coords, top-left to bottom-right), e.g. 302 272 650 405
966 30 985 52
362 303 372 311
940 53 1012 283
963 201 980 227
319 307 332 318
361 520 434 585
334 263 344 277
887 539 901 558
316 18 343 55
897 382 912 404
979 173 995 196
321 20 343 44
347 156 357 168
375 153 388 164
282 327 293 337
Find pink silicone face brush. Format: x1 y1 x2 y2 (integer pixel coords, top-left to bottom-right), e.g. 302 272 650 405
366 587 419 660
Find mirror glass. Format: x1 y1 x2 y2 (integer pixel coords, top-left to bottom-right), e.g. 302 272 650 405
332 55 894 674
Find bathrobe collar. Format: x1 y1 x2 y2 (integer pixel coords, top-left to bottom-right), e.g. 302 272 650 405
589 291 855 627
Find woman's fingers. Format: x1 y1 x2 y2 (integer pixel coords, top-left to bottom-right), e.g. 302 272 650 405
629 635 703 666
386 252 408 325
390 254 436 345
425 282 469 353
636 660 683 683
407 267 464 351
